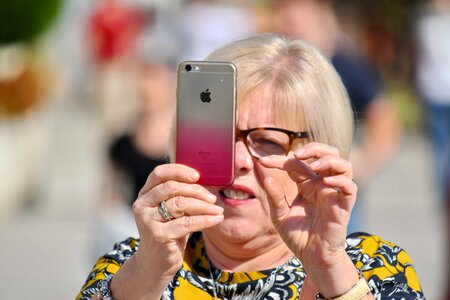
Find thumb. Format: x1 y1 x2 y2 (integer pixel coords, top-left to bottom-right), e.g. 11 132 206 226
263 177 290 227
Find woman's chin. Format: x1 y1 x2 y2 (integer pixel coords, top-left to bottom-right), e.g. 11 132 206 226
206 216 272 244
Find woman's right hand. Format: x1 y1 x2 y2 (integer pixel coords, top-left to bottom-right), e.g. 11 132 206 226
132 163 224 277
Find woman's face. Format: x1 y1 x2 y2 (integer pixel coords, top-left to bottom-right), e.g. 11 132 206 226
204 86 303 245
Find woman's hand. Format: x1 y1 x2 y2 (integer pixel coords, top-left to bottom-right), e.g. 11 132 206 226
133 164 224 276
110 164 223 299
259 142 361 297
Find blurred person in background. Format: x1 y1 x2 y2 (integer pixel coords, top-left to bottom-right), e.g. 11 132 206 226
273 0 403 233
87 0 146 143
414 0 450 298
94 61 175 257
178 0 258 61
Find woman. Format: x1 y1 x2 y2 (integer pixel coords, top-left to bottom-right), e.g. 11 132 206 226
77 34 424 300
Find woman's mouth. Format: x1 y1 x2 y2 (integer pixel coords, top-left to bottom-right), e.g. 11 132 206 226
222 189 251 200
219 186 256 207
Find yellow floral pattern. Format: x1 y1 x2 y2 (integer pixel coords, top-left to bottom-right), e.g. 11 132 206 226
76 232 424 299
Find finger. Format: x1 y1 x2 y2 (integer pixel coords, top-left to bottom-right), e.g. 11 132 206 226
140 181 216 207
283 159 316 181
151 197 224 220
263 177 291 227
258 154 289 169
166 215 224 239
323 175 357 212
294 142 340 160
323 175 357 196
259 156 315 182
139 164 200 197
309 155 353 179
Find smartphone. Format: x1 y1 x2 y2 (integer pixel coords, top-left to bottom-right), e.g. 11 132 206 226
175 61 236 186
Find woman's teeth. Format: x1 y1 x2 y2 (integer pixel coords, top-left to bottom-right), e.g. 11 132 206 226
223 189 251 200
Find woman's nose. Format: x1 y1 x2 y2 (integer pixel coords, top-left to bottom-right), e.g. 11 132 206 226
235 140 254 174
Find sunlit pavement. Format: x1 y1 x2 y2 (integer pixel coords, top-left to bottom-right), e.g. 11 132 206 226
0 100 445 299
364 134 446 300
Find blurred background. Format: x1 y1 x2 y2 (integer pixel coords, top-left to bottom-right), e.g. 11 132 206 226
0 0 449 299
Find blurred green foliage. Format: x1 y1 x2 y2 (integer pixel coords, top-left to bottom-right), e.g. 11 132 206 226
0 0 62 45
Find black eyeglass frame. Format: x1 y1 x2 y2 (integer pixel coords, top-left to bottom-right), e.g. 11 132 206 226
236 127 310 158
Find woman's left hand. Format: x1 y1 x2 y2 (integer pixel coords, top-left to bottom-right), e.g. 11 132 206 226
258 142 357 271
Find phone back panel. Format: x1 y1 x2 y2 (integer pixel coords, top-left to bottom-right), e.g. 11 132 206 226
176 61 236 186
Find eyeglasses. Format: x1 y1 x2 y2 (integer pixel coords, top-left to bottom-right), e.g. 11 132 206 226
236 127 310 159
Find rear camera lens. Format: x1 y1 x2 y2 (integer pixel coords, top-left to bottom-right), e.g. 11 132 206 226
185 65 192 72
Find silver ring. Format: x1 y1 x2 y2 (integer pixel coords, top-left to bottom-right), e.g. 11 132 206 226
158 201 174 221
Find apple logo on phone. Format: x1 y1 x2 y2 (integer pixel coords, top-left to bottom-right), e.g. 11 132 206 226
200 89 211 103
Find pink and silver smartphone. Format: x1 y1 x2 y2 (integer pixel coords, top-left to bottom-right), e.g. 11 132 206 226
175 61 236 186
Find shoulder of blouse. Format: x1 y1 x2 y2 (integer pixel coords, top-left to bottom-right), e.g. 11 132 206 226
76 237 140 300
345 232 425 299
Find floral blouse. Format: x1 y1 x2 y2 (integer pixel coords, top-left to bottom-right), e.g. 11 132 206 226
77 232 425 299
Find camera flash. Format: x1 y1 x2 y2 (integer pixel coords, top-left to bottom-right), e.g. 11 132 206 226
193 65 200 71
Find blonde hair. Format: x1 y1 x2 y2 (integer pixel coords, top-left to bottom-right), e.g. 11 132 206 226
205 34 354 158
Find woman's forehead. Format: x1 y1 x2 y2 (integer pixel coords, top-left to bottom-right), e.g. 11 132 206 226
238 88 276 120
237 85 305 130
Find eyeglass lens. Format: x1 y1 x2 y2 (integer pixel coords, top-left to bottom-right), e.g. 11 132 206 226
246 130 291 158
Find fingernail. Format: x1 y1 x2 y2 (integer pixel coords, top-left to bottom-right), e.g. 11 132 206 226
211 214 224 221
324 176 334 182
290 170 302 178
207 193 217 201
295 148 306 157
310 161 320 169
190 171 199 181
213 205 224 213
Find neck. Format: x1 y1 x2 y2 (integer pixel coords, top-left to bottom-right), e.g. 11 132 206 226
203 231 294 272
